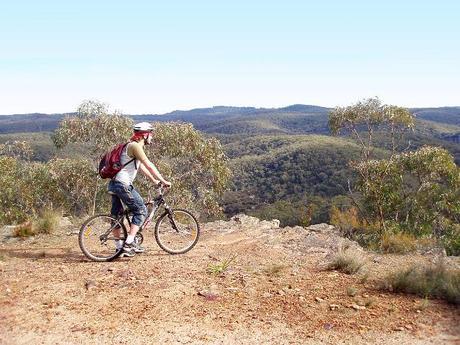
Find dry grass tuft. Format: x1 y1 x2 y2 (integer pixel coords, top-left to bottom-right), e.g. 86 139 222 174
383 262 460 305
327 250 364 275
13 221 35 238
34 209 60 234
380 232 418 254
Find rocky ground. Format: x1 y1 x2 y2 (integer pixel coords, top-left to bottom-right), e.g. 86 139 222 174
0 215 459 345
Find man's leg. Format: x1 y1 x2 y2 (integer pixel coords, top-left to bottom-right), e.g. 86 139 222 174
116 185 147 254
110 194 124 250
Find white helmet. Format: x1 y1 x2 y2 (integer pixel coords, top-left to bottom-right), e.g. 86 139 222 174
133 122 153 132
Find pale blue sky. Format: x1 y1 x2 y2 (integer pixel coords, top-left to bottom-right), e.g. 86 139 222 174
1 0 459 114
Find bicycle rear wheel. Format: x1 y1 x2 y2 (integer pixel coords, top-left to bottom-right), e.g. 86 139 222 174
78 214 127 262
154 209 200 254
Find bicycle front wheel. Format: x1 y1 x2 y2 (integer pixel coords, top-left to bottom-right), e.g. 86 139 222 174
154 209 200 254
78 214 127 262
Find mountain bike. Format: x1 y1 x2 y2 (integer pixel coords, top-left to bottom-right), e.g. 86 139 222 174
78 183 200 262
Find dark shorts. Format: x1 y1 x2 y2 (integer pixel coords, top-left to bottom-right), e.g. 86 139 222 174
108 180 147 226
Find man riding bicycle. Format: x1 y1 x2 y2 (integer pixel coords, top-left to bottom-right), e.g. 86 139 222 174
109 122 171 257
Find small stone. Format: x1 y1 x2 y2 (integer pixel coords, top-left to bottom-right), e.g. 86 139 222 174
351 304 366 311
329 304 340 311
197 290 218 301
323 323 334 330
263 292 272 298
315 297 324 303
278 290 285 296
394 327 405 332
59 217 72 227
362 294 369 298
85 280 96 290
405 325 413 330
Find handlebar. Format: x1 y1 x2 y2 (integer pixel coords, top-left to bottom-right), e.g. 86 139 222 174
145 183 170 205
147 182 170 202
156 181 171 194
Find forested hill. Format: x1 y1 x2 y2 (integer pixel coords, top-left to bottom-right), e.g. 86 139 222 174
0 113 66 133
1 105 459 137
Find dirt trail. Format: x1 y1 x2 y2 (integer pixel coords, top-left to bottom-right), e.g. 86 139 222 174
0 218 459 345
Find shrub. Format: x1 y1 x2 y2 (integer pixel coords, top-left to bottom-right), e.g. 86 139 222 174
353 147 460 246
327 250 364 274
383 263 460 305
440 223 460 256
207 255 237 276
380 232 418 254
0 156 26 224
13 221 35 238
250 200 312 227
34 209 60 234
330 206 381 249
346 286 358 296
330 206 362 237
0 157 62 224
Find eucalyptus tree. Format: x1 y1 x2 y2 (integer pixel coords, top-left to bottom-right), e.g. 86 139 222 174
329 98 415 226
329 99 460 254
0 140 33 161
143 122 231 218
53 100 231 217
53 100 133 214
329 97 415 159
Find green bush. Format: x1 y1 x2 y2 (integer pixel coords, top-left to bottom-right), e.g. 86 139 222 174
440 223 460 256
0 156 99 224
0 156 26 224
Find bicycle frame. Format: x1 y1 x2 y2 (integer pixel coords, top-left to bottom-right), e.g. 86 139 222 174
118 186 177 233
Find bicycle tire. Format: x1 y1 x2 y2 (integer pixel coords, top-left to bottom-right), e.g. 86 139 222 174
154 208 200 254
78 214 127 262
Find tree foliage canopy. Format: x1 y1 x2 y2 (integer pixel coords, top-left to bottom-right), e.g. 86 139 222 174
53 100 133 158
52 100 231 218
329 98 459 255
329 97 415 159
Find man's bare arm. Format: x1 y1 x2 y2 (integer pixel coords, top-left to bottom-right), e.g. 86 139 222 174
139 158 171 187
139 162 160 184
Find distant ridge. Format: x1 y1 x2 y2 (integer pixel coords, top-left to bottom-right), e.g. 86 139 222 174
280 104 330 112
0 105 459 135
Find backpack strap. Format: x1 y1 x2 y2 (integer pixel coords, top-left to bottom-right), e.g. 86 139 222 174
122 158 135 168
121 142 136 168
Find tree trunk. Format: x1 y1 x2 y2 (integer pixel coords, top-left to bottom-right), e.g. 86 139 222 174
92 176 99 216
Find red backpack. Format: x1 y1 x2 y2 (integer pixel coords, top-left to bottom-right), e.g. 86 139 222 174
98 143 135 179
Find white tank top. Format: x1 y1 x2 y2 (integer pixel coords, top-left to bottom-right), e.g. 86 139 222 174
113 143 139 185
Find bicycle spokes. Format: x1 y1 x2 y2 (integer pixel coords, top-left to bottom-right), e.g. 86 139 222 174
79 215 127 262
155 209 200 254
